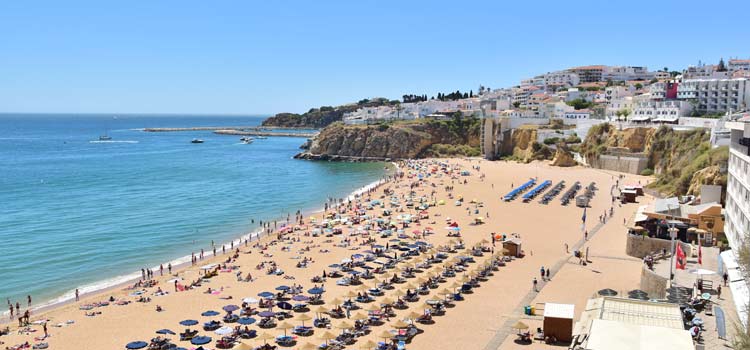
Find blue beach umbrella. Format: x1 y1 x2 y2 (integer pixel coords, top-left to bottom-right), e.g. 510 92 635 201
125 341 147 349
201 310 220 317
328 264 341 269
222 305 240 312
275 285 290 291
258 311 275 318
276 301 293 310
258 291 275 298
237 317 256 325
307 287 325 295
179 319 198 326
191 336 212 345
292 295 310 302
156 329 175 335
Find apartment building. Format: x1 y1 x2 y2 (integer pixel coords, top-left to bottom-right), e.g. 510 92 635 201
725 116 750 251
568 65 606 83
677 78 750 114
631 100 692 122
729 59 750 73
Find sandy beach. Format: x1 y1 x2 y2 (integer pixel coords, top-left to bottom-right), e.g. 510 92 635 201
0 158 652 350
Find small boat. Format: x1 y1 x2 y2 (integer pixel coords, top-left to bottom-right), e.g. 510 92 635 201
191 139 204 144
240 137 254 144
255 136 267 140
98 134 112 141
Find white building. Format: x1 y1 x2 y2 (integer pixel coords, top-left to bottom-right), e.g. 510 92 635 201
563 109 591 120
649 82 667 100
631 100 692 123
729 59 750 73
543 71 580 88
601 66 654 82
605 96 634 118
677 78 750 114
683 64 730 80
604 86 633 102
724 116 750 327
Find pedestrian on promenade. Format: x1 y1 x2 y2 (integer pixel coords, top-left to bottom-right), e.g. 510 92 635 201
540 267 545 281
546 268 550 280
533 278 538 292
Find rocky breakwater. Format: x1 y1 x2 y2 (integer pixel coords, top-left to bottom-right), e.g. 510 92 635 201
294 118 481 161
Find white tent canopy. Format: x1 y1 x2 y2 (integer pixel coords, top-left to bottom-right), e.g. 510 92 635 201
584 319 694 350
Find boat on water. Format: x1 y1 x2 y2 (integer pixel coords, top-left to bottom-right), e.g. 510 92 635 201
98 134 112 141
240 137 254 144
255 136 267 139
191 139 204 144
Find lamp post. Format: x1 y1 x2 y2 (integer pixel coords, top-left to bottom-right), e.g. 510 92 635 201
667 203 678 282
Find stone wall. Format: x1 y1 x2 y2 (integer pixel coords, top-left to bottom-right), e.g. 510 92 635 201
590 154 649 174
640 265 668 299
626 234 690 258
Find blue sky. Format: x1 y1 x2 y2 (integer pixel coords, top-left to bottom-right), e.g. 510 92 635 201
1 0 749 115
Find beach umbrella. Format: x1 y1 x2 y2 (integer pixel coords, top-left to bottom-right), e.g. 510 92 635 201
201 310 220 317
391 289 406 297
378 330 393 340
294 313 313 327
329 298 343 306
242 297 259 304
277 321 294 336
597 288 618 296
276 301 293 310
222 305 240 313
313 306 329 314
511 321 529 331
237 317 256 325
258 311 276 318
215 326 233 335
257 332 275 344
380 298 395 305
319 331 337 345
343 290 358 299
258 291 275 298
155 329 175 335
308 287 325 295
405 311 422 320
391 320 409 329
365 304 381 312
356 284 370 292
299 342 318 350
292 295 310 302
179 319 198 326
190 336 212 345
359 339 378 350
276 285 291 291
234 343 252 350
351 312 369 321
125 341 147 349
335 320 354 330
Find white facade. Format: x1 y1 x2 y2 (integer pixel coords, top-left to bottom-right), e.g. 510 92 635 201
729 59 750 73
725 119 750 251
602 66 654 81
631 100 692 122
683 64 731 80
649 82 667 100
606 96 634 117
543 71 580 87
605 86 633 102
677 78 750 114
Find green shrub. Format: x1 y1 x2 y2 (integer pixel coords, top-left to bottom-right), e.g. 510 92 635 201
640 168 654 176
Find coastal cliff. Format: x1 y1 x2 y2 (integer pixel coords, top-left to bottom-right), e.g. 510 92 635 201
499 128 554 163
295 117 480 161
581 124 728 196
262 98 398 128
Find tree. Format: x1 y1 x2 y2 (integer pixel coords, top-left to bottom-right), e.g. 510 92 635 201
566 98 594 110
635 83 643 89
663 67 669 72
717 58 727 72
470 90 473 98
513 102 521 108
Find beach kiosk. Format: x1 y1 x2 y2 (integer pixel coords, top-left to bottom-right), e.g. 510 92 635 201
575 195 590 208
502 238 522 257
543 303 574 342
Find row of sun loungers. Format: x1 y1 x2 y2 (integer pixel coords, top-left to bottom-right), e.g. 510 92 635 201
539 181 565 204
503 179 536 201
522 180 551 202
561 181 581 205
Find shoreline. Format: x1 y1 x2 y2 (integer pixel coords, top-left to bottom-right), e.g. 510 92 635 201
1 162 396 323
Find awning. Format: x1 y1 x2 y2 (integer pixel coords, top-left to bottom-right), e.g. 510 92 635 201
634 205 648 223
584 319 694 350
730 280 749 327
720 250 739 271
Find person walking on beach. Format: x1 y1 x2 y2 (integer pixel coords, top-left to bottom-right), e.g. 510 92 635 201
15 302 20 316
9 304 13 318
75 289 79 302
27 295 31 307
717 285 722 299
723 271 729 286
546 268 550 280
43 322 48 337
540 267 545 281
141 268 146 280
584 231 588 241
168 263 172 274
533 278 538 292
160 264 164 276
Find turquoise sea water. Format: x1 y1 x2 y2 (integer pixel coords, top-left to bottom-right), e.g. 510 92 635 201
0 114 387 312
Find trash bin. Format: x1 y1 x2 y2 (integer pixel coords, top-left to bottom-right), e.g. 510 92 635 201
530 306 536 315
524 306 531 315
